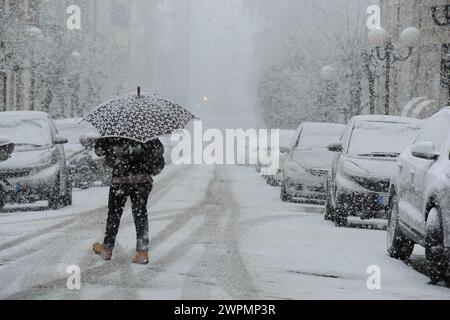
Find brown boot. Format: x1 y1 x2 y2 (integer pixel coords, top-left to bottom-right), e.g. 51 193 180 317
132 251 149 265
93 242 112 261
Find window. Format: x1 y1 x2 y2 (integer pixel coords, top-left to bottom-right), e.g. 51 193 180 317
416 115 450 150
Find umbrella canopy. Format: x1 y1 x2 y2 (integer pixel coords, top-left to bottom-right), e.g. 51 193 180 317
84 92 197 143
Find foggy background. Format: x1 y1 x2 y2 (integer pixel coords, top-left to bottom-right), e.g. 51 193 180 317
2 0 447 129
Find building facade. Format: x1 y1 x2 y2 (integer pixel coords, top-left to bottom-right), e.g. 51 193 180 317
381 0 450 114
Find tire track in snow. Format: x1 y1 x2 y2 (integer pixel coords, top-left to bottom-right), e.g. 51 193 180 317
1 165 193 299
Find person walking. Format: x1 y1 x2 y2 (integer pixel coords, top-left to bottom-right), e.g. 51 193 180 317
92 137 165 265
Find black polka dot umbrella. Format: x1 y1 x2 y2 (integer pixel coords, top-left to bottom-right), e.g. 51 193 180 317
84 90 198 143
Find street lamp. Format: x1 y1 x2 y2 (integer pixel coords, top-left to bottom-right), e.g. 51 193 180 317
368 26 421 115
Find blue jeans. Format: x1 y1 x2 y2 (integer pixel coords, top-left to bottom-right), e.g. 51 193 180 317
103 183 152 251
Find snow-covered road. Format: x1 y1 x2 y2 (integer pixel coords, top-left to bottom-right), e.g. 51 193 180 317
0 165 448 300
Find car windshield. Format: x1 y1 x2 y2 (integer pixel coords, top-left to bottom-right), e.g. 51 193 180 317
297 126 344 150
348 121 421 157
0 117 52 148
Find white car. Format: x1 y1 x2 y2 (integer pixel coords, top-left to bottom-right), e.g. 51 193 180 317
0 112 71 210
264 129 296 186
281 123 346 204
325 116 422 225
387 107 450 284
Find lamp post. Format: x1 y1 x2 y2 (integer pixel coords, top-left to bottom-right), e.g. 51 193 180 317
368 27 421 115
361 50 378 115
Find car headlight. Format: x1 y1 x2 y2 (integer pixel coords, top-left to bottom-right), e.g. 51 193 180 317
31 152 55 172
285 162 306 178
341 160 367 179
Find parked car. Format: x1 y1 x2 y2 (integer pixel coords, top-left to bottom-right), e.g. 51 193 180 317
264 129 296 186
0 111 71 210
281 123 346 204
0 138 15 208
325 115 422 226
55 118 110 189
387 107 450 284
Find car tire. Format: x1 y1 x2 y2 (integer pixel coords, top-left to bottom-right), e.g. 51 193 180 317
324 197 335 221
387 193 414 260
48 175 67 210
425 207 448 284
280 184 292 202
334 200 348 227
324 184 335 221
0 187 6 212
62 178 73 207
48 175 63 210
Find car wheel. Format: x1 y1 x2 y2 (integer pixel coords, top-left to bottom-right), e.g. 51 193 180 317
324 197 335 221
48 175 62 210
280 184 292 202
334 200 348 227
425 207 448 284
324 184 335 221
387 193 414 260
0 187 6 211
62 178 73 207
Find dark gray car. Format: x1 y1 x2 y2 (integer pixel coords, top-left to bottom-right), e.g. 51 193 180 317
325 115 422 226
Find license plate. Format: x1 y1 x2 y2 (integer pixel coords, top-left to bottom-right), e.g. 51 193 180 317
377 195 387 205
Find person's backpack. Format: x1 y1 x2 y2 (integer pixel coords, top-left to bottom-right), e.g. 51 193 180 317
95 137 165 177
145 139 165 177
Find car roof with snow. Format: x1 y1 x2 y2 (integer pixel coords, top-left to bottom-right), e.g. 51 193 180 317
350 115 422 124
0 111 50 119
298 122 346 131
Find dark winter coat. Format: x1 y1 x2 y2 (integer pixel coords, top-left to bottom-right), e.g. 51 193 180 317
94 137 165 184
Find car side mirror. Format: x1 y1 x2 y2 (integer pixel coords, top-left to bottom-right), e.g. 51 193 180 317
327 142 343 153
411 141 439 160
280 146 290 154
54 135 68 145
80 133 100 150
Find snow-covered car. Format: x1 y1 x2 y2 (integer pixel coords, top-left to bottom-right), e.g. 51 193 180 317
325 115 422 226
387 107 450 284
55 118 110 189
0 138 15 208
0 111 72 210
264 129 296 186
281 123 346 204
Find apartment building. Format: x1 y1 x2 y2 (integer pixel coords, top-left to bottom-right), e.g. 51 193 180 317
381 0 450 114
